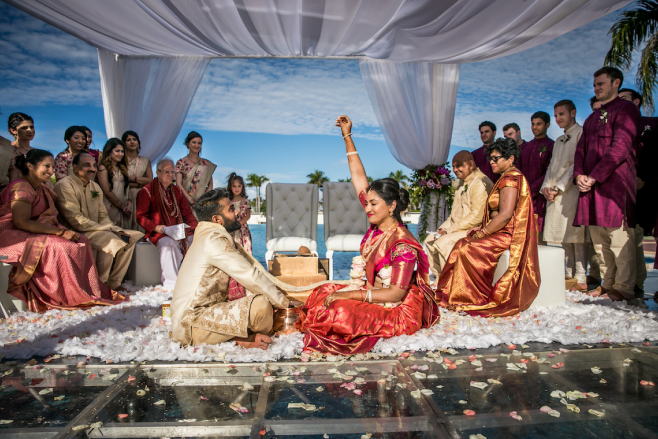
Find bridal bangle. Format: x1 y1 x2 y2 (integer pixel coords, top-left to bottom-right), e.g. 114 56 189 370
346 151 358 157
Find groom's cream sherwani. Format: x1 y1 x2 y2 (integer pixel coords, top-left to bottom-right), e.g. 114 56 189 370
171 221 290 346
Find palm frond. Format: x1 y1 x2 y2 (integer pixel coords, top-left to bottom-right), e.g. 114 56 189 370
637 32 658 114
605 0 658 69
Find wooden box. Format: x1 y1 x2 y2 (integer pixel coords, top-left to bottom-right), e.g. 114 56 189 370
270 254 318 276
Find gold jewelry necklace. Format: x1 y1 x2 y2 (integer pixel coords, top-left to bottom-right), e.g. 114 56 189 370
362 222 397 263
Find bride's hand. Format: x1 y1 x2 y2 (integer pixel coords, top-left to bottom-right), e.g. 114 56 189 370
335 115 352 137
467 227 480 237
323 291 351 308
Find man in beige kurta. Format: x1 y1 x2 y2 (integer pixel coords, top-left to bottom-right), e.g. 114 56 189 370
541 100 602 290
425 151 493 279
171 187 290 349
54 152 143 290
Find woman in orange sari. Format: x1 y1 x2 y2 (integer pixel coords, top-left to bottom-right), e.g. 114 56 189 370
436 137 540 317
300 116 439 355
0 149 125 312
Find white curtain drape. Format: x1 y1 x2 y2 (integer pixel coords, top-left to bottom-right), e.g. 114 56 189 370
6 0 631 62
360 60 460 169
98 50 210 162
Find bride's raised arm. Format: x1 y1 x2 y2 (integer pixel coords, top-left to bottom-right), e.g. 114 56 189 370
336 116 369 197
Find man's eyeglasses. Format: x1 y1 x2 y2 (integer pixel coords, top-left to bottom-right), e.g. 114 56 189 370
488 155 504 163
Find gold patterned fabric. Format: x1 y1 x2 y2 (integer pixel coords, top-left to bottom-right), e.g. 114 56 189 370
171 221 291 345
435 168 540 317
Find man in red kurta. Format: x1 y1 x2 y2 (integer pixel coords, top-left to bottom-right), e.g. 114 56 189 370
516 111 554 238
136 158 198 289
573 67 641 301
471 121 498 183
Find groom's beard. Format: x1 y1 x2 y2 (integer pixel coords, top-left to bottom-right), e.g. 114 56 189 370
221 213 241 233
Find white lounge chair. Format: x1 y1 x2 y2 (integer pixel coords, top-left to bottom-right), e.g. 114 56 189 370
322 182 369 280
265 183 319 262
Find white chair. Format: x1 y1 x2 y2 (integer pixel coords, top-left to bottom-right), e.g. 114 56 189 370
126 242 162 288
322 182 369 280
0 261 28 318
265 183 319 262
493 245 565 308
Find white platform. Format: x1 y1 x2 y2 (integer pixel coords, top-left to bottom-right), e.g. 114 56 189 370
126 242 162 288
493 245 566 308
0 261 28 318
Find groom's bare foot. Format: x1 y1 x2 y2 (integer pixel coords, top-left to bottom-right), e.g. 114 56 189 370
235 333 272 350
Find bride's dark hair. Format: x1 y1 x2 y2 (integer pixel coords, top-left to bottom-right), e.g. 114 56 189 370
368 178 410 223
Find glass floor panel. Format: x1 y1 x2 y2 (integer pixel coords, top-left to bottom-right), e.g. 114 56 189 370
0 345 654 438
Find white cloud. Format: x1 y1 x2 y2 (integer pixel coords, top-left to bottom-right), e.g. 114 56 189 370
187 58 381 137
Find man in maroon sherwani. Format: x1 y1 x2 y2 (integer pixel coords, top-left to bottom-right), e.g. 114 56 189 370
516 111 554 239
573 67 641 302
503 122 526 148
471 121 498 182
619 88 658 302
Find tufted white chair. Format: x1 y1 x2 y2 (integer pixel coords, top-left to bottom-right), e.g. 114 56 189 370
265 183 319 261
323 182 369 280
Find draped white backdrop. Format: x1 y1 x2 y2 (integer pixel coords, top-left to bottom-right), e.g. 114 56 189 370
4 0 631 167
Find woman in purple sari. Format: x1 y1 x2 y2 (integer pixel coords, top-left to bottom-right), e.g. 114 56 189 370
0 149 125 312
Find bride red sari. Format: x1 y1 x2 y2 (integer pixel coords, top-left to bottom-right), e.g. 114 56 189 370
300 192 440 355
0 180 125 312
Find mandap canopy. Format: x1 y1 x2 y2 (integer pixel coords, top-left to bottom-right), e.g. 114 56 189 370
4 0 630 169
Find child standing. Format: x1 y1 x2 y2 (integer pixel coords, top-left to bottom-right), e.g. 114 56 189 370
228 172 252 254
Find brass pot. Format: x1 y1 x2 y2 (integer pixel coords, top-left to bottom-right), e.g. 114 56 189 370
272 306 303 336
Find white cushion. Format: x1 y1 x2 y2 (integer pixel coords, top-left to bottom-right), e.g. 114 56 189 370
266 237 317 252
493 245 565 308
325 234 363 252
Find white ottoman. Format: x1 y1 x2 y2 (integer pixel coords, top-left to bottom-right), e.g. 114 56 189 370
126 242 162 288
492 245 565 308
0 261 28 318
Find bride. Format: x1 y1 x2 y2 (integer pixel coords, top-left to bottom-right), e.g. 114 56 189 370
299 116 439 355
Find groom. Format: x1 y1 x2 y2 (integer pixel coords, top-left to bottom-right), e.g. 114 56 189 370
170 188 290 349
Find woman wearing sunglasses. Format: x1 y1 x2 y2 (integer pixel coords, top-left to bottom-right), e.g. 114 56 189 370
435 137 540 317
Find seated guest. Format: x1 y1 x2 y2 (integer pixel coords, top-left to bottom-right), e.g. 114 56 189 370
0 135 13 189
136 158 198 289
175 131 216 214
0 149 125 311
436 137 540 317
97 138 132 229
54 152 143 291
122 131 152 231
471 121 499 182
171 188 290 349
300 116 440 355
55 126 88 181
425 151 493 280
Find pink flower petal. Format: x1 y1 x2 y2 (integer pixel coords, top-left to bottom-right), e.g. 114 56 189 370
354 389 362 395
463 410 475 416
510 411 522 421
507 344 516 350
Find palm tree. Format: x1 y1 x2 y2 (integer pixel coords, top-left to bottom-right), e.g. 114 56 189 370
337 177 352 182
246 173 269 214
307 170 330 188
388 170 409 188
604 0 658 113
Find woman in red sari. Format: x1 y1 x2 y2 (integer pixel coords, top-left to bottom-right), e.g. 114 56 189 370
300 116 439 355
436 137 540 317
0 149 125 312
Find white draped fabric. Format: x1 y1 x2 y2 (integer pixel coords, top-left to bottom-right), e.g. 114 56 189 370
360 60 459 168
98 50 210 161
4 0 631 167
5 0 630 62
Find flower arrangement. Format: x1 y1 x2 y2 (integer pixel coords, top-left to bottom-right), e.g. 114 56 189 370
409 163 454 242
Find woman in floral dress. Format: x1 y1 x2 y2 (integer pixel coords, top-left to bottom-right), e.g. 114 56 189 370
175 131 216 217
54 126 88 181
122 130 152 231
227 172 252 254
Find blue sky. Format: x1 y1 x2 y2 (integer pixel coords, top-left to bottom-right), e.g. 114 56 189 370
0 2 646 199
